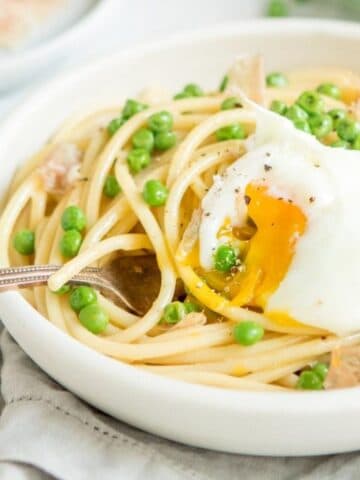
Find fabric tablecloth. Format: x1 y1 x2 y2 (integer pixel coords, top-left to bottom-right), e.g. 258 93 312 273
2 324 360 480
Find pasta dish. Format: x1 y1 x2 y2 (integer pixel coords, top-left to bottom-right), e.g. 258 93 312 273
1 55 360 392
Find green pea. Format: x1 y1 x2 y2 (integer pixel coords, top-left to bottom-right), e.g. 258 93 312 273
142 179 169 207
312 362 329 382
70 286 97 312
267 0 288 17
132 128 154 151
309 113 333 138
233 321 264 346
337 118 360 142
285 104 308 122
13 230 35 255
328 108 347 127
214 244 237 272
331 139 350 148
293 119 311 134
266 72 288 88
296 370 323 390
79 304 109 334
270 100 288 115
148 111 173 133
221 97 242 110
317 83 341 100
59 229 82 258
297 91 325 115
174 91 192 100
54 284 71 295
183 83 204 97
353 135 360 150
162 301 187 324
61 206 86 232
184 301 201 314
127 148 151 174
103 175 121 198
122 99 148 120
107 117 125 136
219 75 229 92
216 124 246 141
154 131 177 151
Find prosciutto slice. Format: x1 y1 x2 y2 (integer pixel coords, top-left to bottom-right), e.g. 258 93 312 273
227 54 266 106
38 143 81 195
325 345 360 389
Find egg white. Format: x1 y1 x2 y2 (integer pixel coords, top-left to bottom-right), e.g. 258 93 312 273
199 104 360 336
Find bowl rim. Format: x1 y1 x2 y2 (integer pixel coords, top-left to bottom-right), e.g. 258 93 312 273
2 17 360 417
0 0 111 69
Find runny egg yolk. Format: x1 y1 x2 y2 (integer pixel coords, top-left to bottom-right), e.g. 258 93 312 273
184 183 307 318
230 183 307 309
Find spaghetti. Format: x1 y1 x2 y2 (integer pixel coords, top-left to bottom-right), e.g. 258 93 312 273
1 56 360 391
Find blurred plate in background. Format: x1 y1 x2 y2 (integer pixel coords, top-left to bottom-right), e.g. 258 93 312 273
0 0 110 91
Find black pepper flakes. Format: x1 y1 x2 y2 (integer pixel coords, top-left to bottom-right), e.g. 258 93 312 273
265 152 271 157
309 196 315 203
204 212 211 217
264 164 272 172
244 195 251 205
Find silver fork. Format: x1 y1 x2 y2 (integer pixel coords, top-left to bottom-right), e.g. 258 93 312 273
0 255 161 315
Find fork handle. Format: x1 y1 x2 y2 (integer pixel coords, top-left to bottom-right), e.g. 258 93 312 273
0 265 100 291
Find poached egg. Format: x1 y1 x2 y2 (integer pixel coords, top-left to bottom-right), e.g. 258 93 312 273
199 104 360 336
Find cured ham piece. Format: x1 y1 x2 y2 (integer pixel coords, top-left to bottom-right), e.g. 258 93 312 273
325 345 360 389
170 312 207 331
38 143 81 195
227 55 266 105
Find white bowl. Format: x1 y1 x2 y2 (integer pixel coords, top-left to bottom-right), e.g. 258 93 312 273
1 19 360 456
0 0 111 91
